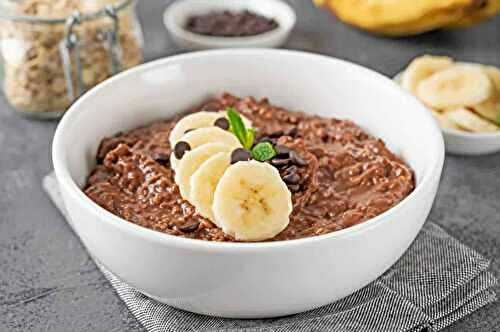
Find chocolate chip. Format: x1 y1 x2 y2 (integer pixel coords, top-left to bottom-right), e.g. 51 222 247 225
275 144 291 157
153 152 170 165
214 117 230 130
290 151 308 167
286 127 298 137
178 221 200 233
201 102 220 112
284 165 298 175
283 172 300 185
231 148 252 164
287 184 300 193
174 141 191 159
258 136 278 145
270 158 290 167
268 130 284 138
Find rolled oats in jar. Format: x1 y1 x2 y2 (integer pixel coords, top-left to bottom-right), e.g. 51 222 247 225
0 0 143 119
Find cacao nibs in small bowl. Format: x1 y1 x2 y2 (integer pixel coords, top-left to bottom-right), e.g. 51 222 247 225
185 10 279 38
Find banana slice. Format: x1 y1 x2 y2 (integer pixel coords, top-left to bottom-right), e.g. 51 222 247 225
170 153 181 171
431 109 460 130
189 152 231 223
472 66 500 124
401 55 453 93
170 126 242 171
483 66 500 92
445 108 499 132
212 161 292 242
169 111 253 146
472 98 500 123
169 112 221 146
417 65 493 109
175 143 233 199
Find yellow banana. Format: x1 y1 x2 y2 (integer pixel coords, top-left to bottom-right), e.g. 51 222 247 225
445 0 500 28
314 0 498 36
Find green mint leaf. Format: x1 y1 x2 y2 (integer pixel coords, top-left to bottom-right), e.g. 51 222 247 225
251 142 277 161
496 115 500 126
246 128 256 150
226 107 248 147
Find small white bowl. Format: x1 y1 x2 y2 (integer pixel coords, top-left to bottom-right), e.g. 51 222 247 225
441 129 500 156
53 50 443 318
394 72 500 156
164 0 296 51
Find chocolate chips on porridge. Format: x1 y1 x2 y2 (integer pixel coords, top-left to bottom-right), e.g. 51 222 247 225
84 94 415 242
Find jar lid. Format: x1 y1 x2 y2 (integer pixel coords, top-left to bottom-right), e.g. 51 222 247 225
0 0 132 22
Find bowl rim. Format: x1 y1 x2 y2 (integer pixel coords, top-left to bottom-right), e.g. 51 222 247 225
53 49 445 252
163 0 296 48
442 127 500 139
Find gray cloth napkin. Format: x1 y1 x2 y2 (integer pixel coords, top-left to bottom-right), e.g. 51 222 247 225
43 173 497 332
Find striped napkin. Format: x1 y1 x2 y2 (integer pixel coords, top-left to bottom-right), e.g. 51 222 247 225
43 172 497 332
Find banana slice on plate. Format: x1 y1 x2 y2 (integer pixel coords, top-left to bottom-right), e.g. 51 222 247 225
212 161 293 242
170 126 242 170
169 111 253 146
483 66 500 91
189 152 231 223
175 143 233 199
472 98 500 123
472 65 500 124
431 109 460 130
417 65 493 109
445 108 499 132
401 55 453 94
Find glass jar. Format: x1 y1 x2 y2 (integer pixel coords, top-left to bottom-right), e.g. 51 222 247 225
0 0 143 119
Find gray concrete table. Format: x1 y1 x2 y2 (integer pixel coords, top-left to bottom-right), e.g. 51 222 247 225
1 1 499 331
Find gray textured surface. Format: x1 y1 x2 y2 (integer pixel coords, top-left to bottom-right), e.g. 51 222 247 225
0 1 498 331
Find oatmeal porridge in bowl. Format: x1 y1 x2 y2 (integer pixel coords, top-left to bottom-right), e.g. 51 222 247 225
53 49 444 317
85 93 415 242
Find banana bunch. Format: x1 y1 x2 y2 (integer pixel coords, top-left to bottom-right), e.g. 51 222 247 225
314 0 500 36
399 55 500 132
169 111 293 241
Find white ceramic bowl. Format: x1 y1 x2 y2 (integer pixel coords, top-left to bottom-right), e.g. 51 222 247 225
394 72 500 156
163 0 296 51
440 130 500 155
53 49 444 318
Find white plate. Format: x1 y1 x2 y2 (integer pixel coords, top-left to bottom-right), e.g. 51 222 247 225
394 71 500 156
164 0 296 51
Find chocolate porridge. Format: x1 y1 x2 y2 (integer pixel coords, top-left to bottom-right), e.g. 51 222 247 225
84 94 415 242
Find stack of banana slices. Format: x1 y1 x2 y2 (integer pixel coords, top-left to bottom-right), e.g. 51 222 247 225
169 111 293 242
314 0 500 37
399 55 500 133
